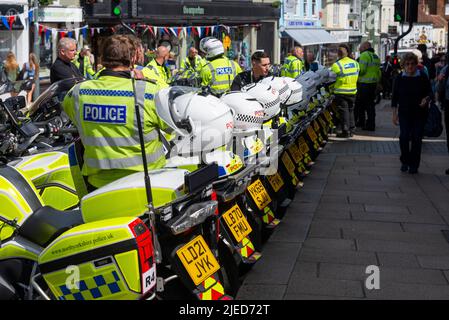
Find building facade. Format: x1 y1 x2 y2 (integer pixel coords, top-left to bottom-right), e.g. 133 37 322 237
84 0 280 70
280 0 339 66
0 0 29 66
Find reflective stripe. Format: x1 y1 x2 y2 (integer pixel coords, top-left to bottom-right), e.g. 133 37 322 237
85 146 165 169
73 80 159 148
334 88 357 93
359 77 378 83
82 130 159 148
336 61 344 74
338 72 359 78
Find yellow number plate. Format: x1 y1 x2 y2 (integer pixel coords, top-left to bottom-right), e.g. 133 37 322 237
176 235 220 286
267 172 284 193
319 117 327 130
288 143 302 164
307 127 318 141
281 152 296 176
247 179 272 210
324 110 332 122
298 137 310 153
222 204 252 243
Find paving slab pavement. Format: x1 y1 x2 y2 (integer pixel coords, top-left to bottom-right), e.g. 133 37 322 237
237 100 449 300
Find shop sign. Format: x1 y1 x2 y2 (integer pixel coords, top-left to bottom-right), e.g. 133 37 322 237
287 20 316 28
183 6 205 16
38 7 83 23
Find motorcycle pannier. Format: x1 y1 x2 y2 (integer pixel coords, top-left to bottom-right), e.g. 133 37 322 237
38 217 156 300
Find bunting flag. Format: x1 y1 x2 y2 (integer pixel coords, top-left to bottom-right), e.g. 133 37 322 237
28 9 33 23
60 31 66 38
18 12 26 29
91 28 95 37
186 27 191 37
153 26 158 36
197 26 202 38
38 24 44 36
74 28 79 41
82 27 87 40
8 16 15 30
169 27 177 37
1 17 9 30
68 31 73 38
45 29 51 42
205 26 210 36
52 29 57 41
211 26 215 36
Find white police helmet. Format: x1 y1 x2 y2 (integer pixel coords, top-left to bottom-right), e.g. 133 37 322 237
155 86 234 155
220 92 265 131
260 76 291 104
241 82 281 121
199 37 225 59
282 77 303 106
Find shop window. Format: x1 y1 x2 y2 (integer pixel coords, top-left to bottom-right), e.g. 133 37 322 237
0 31 14 62
38 31 54 79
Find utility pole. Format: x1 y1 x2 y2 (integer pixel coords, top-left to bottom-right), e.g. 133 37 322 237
33 0 40 99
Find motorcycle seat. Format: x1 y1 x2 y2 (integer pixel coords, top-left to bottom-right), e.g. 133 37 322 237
19 206 83 248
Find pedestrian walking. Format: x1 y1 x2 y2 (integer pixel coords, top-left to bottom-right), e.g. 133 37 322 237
354 41 381 131
330 44 360 138
392 52 432 174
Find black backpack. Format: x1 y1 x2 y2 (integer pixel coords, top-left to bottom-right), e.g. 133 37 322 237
424 102 444 137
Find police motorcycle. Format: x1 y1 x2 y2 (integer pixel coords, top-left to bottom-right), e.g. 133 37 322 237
159 87 268 295
0 83 233 300
0 79 85 213
242 77 302 221
0 161 158 300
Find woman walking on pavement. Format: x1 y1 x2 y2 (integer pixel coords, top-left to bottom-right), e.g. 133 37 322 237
392 52 432 174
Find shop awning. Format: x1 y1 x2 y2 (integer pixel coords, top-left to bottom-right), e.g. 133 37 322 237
284 28 339 46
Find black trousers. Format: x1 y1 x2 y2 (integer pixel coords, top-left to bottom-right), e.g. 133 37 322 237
355 83 377 129
398 111 427 170
334 94 356 133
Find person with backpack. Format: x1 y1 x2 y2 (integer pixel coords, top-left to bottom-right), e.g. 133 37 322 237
392 52 432 174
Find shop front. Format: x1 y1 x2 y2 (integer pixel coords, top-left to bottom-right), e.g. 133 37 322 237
281 19 339 67
36 6 84 79
0 2 29 67
85 1 280 70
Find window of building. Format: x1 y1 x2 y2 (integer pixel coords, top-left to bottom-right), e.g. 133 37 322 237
312 0 317 16
333 0 339 26
304 0 308 17
428 0 437 15
446 0 449 15
0 31 14 62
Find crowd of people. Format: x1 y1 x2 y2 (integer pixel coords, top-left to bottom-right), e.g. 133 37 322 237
2 33 446 184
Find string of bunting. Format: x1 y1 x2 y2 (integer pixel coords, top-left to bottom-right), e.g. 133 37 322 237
0 7 35 30
36 23 89 42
